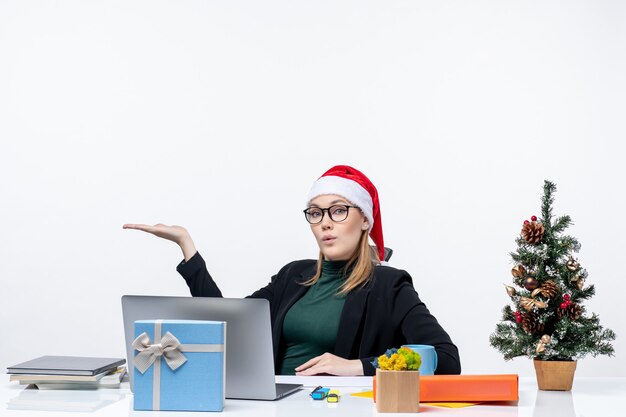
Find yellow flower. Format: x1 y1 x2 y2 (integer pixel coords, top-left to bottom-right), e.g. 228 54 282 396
374 347 422 371
388 353 398 369
378 354 391 370
393 354 407 370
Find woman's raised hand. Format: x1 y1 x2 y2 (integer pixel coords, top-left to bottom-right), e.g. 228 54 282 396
123 223 188 243
123 223 197 261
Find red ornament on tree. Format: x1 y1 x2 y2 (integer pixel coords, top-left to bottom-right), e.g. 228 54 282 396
524 220 530 225
531 215 537 221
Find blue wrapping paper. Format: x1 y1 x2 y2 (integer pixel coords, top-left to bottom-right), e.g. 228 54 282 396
133 319 225 412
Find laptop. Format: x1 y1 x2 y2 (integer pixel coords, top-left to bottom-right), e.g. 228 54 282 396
121 295 302 400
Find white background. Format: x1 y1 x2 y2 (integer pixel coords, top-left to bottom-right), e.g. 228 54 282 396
1 0 624 378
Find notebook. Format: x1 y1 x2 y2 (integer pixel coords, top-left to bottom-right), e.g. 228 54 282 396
7 356 125 376
121 295 302 400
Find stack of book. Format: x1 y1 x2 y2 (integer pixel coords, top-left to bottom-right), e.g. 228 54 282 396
7 356 126 390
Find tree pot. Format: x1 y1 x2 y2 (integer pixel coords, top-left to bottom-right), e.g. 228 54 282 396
533 359 577 391
374 369 420 413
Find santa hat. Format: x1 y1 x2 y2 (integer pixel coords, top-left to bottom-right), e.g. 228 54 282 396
307 165 385 261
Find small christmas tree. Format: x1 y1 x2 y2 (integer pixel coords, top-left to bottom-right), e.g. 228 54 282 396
490 181 615 361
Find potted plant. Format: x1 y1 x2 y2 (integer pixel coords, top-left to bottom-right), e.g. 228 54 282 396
490 181 616 390
372 347 422 413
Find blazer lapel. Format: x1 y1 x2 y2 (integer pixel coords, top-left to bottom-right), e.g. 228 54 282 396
333 284 370 358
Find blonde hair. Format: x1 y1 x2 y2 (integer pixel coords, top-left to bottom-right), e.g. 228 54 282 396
302 230 380 294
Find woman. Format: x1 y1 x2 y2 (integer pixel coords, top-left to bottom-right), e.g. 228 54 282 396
124 165 461 376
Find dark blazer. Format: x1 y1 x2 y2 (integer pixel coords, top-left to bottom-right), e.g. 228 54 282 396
178 252 461 376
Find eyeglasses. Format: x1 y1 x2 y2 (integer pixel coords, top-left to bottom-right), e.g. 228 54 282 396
303 205 357 224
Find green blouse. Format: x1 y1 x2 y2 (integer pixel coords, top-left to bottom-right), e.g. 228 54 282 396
279 260 348 375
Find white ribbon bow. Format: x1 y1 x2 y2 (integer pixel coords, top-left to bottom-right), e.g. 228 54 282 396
132 331 187 374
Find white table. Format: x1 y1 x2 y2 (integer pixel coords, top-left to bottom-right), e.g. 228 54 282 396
2 377 624 416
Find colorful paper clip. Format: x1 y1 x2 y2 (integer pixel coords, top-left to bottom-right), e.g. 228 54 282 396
327 389 340 403
310 387 330 400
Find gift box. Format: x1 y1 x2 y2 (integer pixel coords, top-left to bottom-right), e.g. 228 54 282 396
132 319 226 412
